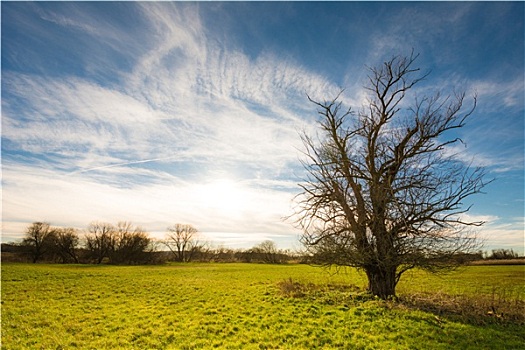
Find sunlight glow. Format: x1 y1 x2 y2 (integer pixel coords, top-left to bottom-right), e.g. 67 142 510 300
196 179 250 218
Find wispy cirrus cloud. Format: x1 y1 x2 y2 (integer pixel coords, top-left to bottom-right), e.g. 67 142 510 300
1 2 335 245
2 2 341 177
443 142 524 173
470 78 525 111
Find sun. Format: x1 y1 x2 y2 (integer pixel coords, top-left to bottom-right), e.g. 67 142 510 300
196 179 249 217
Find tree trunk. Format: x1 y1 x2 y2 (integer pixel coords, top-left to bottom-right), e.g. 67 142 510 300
365 264 397 299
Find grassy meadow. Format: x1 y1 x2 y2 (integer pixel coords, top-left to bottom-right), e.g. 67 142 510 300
1 263 524 349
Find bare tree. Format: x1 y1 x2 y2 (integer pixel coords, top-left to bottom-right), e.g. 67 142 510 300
488 249 519 260
111 222 152 264
295 52 490 299
54 227 80 263
253 240 281 264
164 224 201 262
85 222 115 264
21 222 57 263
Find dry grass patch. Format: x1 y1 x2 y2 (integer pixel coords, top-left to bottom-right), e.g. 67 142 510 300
469 259 525 266
278 278 362 299
278 278 525 325
399 288 525 325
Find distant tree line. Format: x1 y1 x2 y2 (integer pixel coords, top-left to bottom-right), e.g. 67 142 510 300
304 248 524 265
2 222 519 265
2 221 157 264
192 240 296 264
1 222 300 265
486 249 520 260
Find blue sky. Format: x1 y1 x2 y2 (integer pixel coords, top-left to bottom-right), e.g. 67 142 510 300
2 2 524 253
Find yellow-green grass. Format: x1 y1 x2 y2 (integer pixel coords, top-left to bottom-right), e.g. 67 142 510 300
1 263 524 349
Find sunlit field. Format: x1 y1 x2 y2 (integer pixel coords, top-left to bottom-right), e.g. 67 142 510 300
2 263 524 349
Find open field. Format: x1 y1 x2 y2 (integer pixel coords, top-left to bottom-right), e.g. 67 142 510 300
2 263 524 349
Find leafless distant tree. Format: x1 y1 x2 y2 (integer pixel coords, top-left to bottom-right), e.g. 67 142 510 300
84 221 153 264
85 222 115 264
164 224 202 262
54 227 80 263
488 249 519 260
252 240 281 264
111 221 152 264
295 52 490 299
22 222 57 263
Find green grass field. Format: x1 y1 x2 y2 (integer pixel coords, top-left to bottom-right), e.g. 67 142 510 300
2 263 524 349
